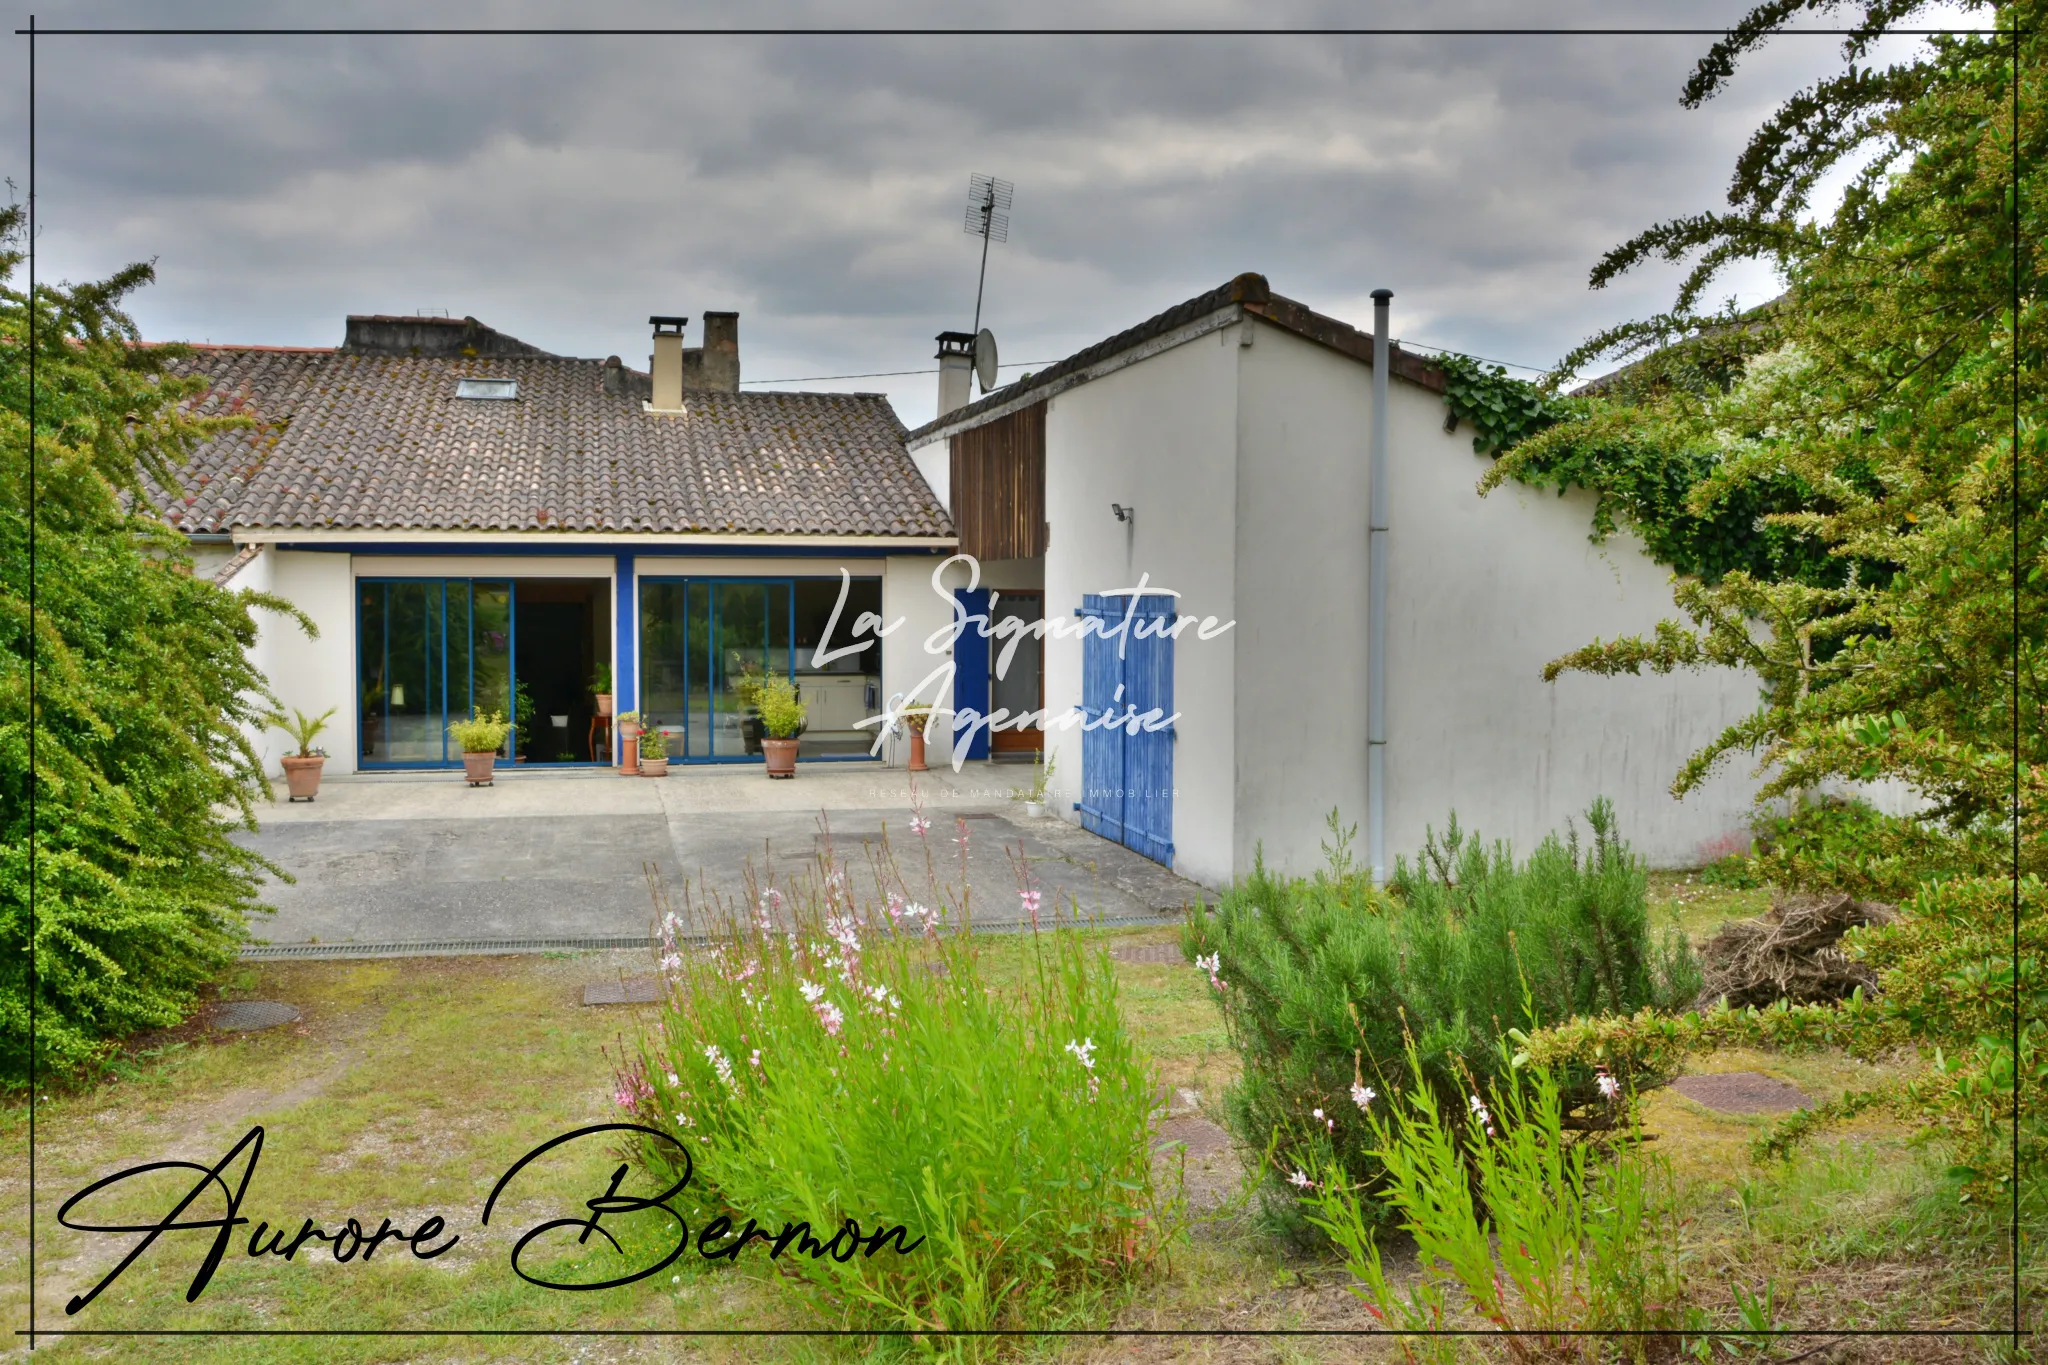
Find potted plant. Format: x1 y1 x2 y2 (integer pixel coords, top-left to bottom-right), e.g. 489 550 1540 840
448 710 512 787
639 730 670 777
271 707 337 802
617 710 641 774
755 676 806 779
1009 751 1056 819
730 668 768 755
592 662 614 718
900 703 932 772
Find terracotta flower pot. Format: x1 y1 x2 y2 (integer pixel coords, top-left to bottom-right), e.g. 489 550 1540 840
641 752 669 777
620 722 641 774
761 737 799 779
281 754 324 802
595 693 614 717
907 728 928 772
462 751 497 787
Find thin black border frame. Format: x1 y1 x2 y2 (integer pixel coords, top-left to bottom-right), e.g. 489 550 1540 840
11 14 2030 1356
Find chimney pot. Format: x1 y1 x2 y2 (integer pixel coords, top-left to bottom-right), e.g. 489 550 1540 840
935 331 975 418
649 316 688 411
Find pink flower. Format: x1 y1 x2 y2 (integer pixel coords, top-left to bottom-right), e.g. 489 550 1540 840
1019 888 1042 915
909 814 931 836
1351 1083 1376 1112
1288 1169 1316 1191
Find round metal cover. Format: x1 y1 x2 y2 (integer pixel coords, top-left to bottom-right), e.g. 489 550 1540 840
213 1000 302 1032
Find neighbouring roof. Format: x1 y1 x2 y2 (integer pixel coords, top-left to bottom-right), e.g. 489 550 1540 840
903 272 1447 445
146 337 952 539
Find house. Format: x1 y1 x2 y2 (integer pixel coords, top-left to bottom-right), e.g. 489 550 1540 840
900 272 1761 887
157 311 961 776
160 276 1761 891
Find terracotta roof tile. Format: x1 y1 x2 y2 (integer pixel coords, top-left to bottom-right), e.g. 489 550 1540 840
150 350 952 540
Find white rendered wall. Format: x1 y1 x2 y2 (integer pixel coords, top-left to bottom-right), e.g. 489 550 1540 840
254 550 356 776
883 553 964 770
1378 388 1762 870
1039 328 1242 889
1231 320 1376 880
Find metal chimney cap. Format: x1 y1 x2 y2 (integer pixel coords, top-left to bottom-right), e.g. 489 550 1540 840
649 315 689 333
1369 289 1394 302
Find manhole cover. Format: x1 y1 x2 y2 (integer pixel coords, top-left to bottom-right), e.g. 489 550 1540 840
583 977 663 1006
213 1000 301 1032
1670 1071 1810 1114
1112 942 1185 965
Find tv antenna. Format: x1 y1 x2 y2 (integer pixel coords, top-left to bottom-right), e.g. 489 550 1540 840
964 173 1012 340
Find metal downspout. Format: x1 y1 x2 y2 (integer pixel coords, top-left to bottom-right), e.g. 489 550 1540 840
1367 289 1392 885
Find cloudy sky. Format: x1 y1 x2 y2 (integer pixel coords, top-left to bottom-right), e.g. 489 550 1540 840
2 1 1969 427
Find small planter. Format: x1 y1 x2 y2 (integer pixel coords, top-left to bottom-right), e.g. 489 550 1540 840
595 692 614 718
761 737 799 779
641 751 669 777
280 754 324 802
462 751 498 786
1023 800 1046 819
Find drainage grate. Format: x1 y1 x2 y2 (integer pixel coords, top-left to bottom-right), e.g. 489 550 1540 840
213 1000 301 1031
239 913 1181 962
243 935 660 960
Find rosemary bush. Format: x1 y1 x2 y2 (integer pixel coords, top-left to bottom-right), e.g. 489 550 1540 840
1183 804 1698 1235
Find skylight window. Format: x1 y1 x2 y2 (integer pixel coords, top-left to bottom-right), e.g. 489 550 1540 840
455 378 518 400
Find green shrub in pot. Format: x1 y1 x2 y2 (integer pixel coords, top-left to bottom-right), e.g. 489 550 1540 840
447 709 512 755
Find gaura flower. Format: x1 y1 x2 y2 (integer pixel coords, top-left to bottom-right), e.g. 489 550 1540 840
1351 1083 1377 1112
1288 1169 1316 1191
1019 888 1042 915
909 814 931 836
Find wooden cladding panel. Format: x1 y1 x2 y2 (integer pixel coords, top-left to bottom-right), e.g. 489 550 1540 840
949 401 1047 560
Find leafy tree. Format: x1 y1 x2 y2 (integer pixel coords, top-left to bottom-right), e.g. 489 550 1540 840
1506 2 2041 1210
0 202 307 1084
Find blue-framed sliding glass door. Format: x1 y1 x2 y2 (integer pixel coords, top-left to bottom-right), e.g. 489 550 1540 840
639 578 793 762
639 575 887 764
357 579 514 767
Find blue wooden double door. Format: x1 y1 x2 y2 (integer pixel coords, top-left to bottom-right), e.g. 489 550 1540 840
1075 594 1176 868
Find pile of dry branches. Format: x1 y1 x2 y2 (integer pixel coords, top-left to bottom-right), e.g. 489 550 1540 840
1694 892 1897 1010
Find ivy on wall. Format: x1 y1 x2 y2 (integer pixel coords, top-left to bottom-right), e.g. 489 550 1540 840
1436 351 1848 590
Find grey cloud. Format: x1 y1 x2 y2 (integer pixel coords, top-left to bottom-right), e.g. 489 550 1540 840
4 0 1889 424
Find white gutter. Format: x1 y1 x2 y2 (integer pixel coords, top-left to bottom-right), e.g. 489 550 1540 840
1367 289 1392 886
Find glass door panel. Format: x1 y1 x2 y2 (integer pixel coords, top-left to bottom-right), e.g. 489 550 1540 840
384 582 445 763
711 582 770 757
357 582 388 763
472 582 513 754
990 590 1045 753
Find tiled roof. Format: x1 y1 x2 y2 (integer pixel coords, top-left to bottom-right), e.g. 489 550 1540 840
150 348 952 539
904 272 1446 446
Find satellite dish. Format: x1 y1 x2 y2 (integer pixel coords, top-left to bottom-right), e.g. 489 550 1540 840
974 328 998 393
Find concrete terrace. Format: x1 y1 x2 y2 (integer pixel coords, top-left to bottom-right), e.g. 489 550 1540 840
237 763 1211 958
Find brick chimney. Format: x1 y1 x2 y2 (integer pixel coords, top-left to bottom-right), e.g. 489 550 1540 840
695 312 739 392
935 331 974 417
649 315 687 411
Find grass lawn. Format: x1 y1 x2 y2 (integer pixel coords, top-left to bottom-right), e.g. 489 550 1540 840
1 881 2026 1362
